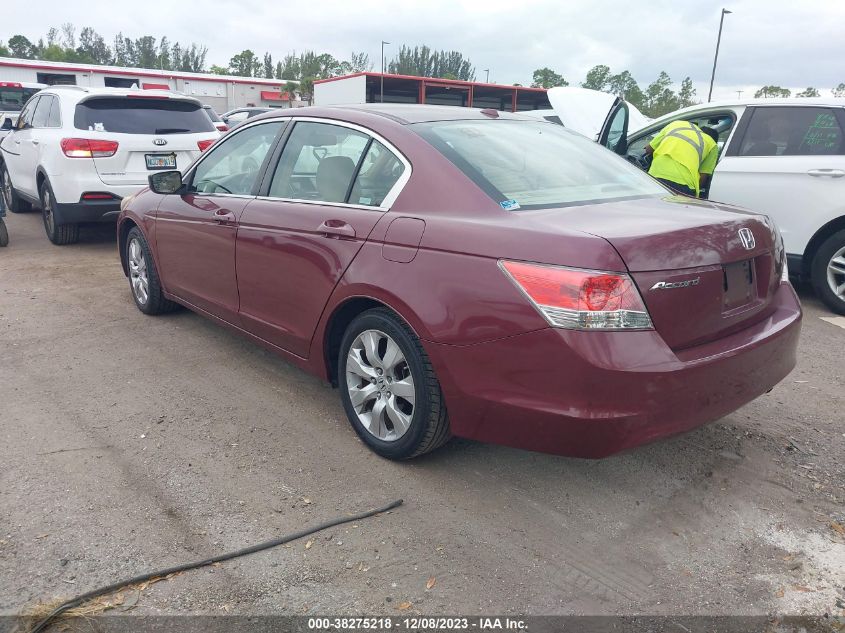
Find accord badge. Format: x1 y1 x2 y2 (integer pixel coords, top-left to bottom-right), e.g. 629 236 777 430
650 277 700 291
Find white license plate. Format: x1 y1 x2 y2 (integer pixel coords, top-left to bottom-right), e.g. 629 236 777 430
145 153 176 170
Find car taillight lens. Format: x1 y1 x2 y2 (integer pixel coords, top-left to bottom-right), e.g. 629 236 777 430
197 139 215 152
217 124 229 132
500 260 653 330
61 138 119 158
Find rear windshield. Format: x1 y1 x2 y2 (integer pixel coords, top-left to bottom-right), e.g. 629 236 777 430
413 119 665 210
0 87 41 112
74 97 216 134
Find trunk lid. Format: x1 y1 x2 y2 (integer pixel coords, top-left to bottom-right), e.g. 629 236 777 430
525 196 783 350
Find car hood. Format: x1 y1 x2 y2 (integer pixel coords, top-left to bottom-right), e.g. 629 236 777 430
546 86 651 139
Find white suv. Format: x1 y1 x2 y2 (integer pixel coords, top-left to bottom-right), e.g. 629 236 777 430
0 86 219 244
546 88 845 314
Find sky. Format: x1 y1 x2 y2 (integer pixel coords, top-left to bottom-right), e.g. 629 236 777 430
6 0 845 101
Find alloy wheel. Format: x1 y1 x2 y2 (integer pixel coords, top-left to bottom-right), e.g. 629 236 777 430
827 246 845 300
127 237 149 305
345 329 416 442
41 187 54 235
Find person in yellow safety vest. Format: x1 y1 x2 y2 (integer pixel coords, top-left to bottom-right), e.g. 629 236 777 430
644 121 720 198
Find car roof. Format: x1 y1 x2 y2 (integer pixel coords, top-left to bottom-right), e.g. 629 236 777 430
44 85 202 105
638 97 845 128
261 103 530 124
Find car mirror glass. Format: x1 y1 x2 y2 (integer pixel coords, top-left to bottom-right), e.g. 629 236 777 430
148 170 184 195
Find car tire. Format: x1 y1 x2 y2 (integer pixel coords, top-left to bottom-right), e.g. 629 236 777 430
39 179 79 245
0 219 8 247
126 226 178 315
338 308 450 460
1 163 31 213
811 229 845 315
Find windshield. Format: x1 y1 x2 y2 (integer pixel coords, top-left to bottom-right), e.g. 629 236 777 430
74 97 216 134
0 87 41 112
413 119 665 210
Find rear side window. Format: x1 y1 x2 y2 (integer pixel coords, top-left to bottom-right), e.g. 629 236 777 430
47 97 61 127
739 107 844 156
32 95 52 128
74 97 216 134
349 140 405 207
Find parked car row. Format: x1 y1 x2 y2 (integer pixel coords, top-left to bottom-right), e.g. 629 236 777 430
117 104 802 460
543 87 845 314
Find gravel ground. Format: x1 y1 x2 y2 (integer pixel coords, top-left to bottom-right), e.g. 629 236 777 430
1 212 843 620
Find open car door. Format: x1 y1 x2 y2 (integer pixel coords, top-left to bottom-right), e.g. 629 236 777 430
546 87 650 156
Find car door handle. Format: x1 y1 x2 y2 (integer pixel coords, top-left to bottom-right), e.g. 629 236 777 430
213 209 237 224
31 139 39 145
318 220 356 239
807 168 845 178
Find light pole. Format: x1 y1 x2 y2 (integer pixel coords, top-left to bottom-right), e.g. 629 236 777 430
380 40 390 103
483 69 490 83
707 8 732 102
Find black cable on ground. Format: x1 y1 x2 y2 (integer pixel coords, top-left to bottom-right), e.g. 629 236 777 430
28 498 404 633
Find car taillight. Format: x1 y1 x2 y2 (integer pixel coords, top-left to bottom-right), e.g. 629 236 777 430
217 124 229 132
500 260 653 330
197 139 215 152
61 138 119 158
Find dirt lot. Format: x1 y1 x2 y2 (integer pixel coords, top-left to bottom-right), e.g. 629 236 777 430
1 212 843 620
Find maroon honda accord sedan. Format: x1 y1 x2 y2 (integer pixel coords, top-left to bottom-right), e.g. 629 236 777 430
117 104 802 460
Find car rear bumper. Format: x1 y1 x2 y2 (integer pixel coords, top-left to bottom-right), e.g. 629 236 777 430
53 199 122 225
428 282 802 458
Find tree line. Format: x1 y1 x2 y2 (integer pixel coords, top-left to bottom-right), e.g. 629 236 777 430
532 65 845 117
2 25 843 113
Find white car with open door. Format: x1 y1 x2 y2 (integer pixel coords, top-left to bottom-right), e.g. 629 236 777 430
547 88 845 315
0 86 219 245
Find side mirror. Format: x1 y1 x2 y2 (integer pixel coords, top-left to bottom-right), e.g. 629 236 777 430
1 118 13 131
148 170 184 195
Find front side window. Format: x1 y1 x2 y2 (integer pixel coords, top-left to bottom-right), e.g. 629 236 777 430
74 97 216 134
414 120 665 210
739 107 844 156
16 97 39 129
269 122 369 203
191 121 284 195
603 104 628 153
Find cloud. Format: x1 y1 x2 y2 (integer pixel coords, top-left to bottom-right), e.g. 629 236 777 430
6 0 844 97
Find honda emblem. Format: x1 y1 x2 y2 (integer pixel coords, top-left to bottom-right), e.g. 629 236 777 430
738 228 755 250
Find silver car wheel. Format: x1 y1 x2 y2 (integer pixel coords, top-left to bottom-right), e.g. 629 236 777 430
827 246 845 300
127 237 149 305
41 187 54 234
345 329 416 442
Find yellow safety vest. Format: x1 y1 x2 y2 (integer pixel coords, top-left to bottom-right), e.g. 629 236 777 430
648 121 718 196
